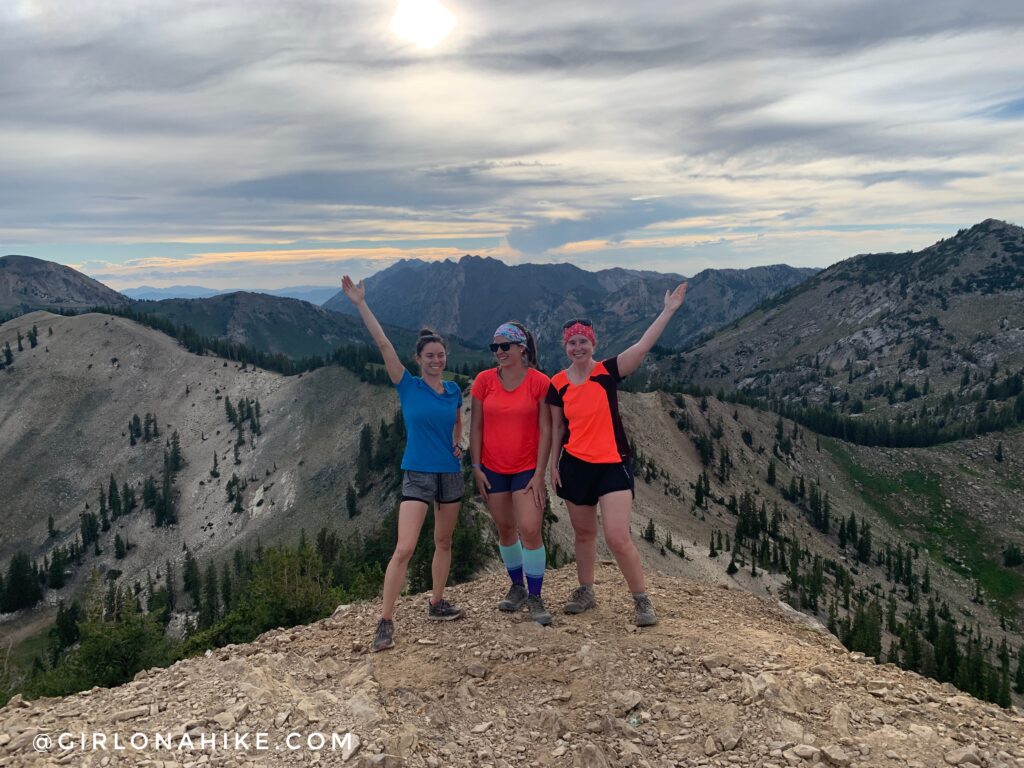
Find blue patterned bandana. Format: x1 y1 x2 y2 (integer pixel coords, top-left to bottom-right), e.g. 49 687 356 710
493 322 528 344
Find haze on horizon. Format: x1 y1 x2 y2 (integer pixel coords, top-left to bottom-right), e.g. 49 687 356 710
2 0 1023 290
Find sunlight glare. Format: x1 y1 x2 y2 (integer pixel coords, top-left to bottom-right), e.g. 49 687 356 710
390 0 456 49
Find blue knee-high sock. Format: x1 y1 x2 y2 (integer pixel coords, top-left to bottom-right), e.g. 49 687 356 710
523 545 546 596
499 541 524 586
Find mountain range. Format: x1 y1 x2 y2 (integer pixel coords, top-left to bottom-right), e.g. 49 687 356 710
122 284 340 305
672 219 1024 424
323 256 818 365
2 222 1023 711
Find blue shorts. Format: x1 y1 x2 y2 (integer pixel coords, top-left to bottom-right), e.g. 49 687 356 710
482 466 535 494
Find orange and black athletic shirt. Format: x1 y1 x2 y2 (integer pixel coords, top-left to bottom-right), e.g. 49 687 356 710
545 357 630 465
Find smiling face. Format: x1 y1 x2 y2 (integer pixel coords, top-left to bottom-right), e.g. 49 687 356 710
492 337 526 369
564 334 595 364
416 341 447 376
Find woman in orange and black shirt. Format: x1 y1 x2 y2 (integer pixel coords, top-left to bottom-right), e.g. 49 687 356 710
547 283 687 626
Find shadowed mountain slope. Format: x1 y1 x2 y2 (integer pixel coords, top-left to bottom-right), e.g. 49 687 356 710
0 255 127 314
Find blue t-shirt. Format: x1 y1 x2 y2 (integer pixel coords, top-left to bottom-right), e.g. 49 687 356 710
396 370 463 473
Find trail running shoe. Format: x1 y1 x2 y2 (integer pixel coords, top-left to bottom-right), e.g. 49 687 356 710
633 593 658 627
427 598 465 621
372 618 395 652
563 584 597 614
498 583 529 612
526 594 552 626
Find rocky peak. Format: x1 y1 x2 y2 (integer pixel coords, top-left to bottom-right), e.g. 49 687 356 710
5 566 1023 767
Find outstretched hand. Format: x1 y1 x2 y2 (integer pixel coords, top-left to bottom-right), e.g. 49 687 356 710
664 282 688 312
341 275 365 305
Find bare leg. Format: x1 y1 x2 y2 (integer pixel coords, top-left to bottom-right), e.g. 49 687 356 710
380 500 428 620
513 488 543 550
565 501 598 585
599 490 646 593
487 492 518 546
431 501 461 602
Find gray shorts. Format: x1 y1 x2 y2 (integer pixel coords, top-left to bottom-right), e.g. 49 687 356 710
401 471 465 505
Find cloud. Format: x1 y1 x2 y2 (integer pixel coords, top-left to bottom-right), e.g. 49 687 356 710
3 0 1024 281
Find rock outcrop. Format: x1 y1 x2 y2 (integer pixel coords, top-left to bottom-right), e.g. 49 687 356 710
3 565 1023 767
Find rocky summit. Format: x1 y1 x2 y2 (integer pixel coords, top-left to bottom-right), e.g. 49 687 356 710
3 565 1023 768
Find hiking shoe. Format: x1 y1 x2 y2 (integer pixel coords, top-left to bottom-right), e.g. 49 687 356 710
563 584 597 614
498 583 529 612
633 594 658 627
372 618 395 652
526 594 552 626
427 598 465 621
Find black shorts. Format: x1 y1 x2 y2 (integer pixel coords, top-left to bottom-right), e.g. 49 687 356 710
555 450 634 507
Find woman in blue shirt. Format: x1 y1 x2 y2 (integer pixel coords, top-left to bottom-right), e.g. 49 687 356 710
342 275 466 652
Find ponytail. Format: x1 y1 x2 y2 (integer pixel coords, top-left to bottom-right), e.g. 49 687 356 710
509 321 540 371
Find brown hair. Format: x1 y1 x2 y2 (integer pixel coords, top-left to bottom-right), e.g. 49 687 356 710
415 327 448 356
508 321 540 371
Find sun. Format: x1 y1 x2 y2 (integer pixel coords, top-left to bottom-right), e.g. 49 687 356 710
390 0 456 49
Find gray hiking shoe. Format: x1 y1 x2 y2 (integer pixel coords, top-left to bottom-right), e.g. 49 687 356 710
498 583 529 612
427 598 465 621
563 584 597 614
372 618 395 652
526 594 552 626
633 593 658 627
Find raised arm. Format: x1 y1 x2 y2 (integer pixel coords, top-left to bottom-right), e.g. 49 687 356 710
615 282 687 378
341 275 406 385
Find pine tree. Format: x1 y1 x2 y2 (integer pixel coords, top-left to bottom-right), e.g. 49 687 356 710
221 561 233 614
643 518 656 543
200 561 218 628
995 442 1003 462
168 431 184 472
2 341 12 365
47 513 56 538
108 475 122 519
1014 644 1024 694
210 452 220 478
182 549 201 609
709 533 718 558
767 459 776 486
346 484 359 518
114 534 126 559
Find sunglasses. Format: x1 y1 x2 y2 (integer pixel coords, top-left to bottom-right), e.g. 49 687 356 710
562 318 593 329
489 342 521 353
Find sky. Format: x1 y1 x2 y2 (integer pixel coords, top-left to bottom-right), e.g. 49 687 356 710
2 0 1023 290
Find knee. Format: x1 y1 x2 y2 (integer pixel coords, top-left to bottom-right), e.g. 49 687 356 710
495 520 518 543
573 524 597 544
519 523 542 548
434 535 453 552
391 545 415 565
605 531 633 555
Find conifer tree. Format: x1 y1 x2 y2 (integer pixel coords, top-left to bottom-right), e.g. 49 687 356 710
221 561 233 613
114 534 126 559
643 518 656 543
200 561 218 628
346 484 358 518
182 549 201 609
2 341 12 365
108 475 122 519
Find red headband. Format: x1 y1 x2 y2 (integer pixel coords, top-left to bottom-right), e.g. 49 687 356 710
563 323 596 346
